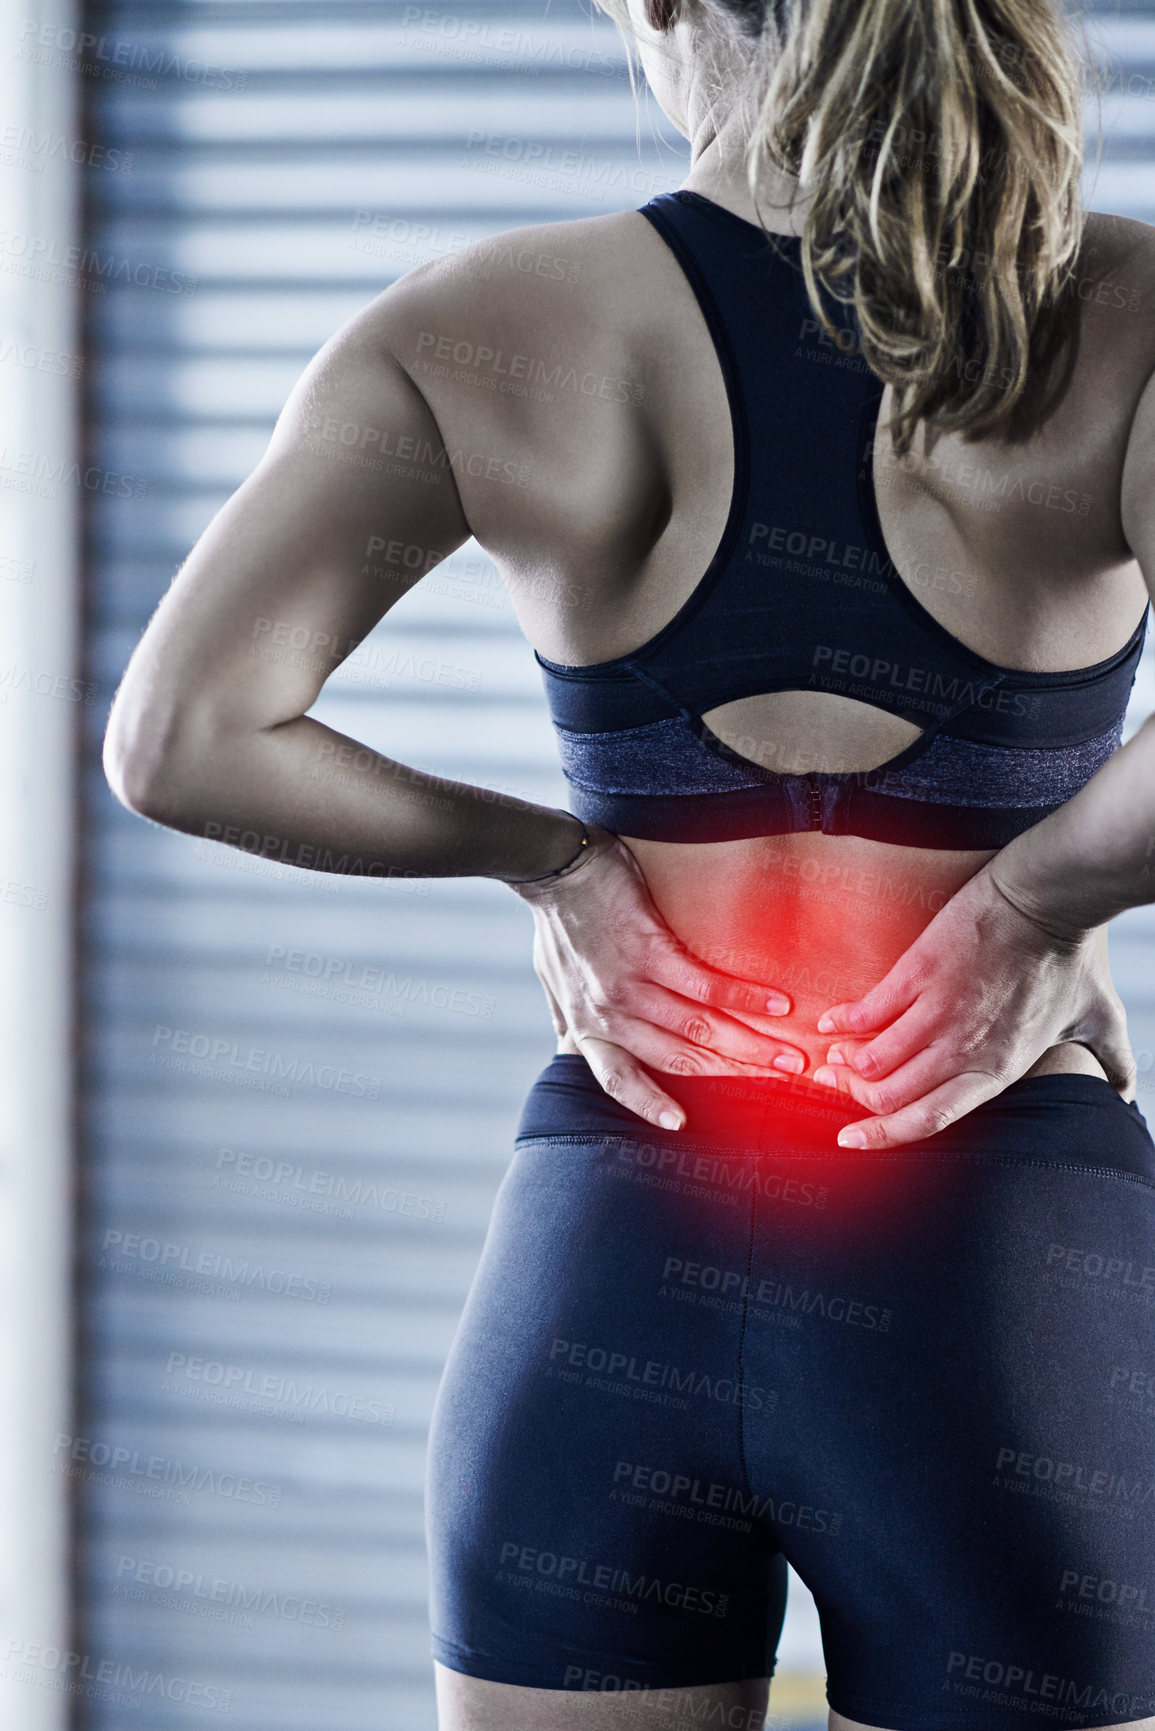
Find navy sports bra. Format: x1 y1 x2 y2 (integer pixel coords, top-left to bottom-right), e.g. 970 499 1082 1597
534 190 1148 849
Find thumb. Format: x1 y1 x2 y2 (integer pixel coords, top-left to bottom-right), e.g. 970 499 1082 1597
1076 989 1137 1100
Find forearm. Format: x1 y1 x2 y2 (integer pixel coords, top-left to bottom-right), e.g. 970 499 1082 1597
986 712 1155 938
124 711 586 884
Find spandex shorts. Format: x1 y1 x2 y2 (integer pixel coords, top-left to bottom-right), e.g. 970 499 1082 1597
427 1055 1155 1729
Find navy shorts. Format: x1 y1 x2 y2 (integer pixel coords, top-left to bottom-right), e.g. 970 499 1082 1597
427 1055 1155 1729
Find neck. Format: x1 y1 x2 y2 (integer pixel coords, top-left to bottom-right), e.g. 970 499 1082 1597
680 142 812 236
676 53 812 236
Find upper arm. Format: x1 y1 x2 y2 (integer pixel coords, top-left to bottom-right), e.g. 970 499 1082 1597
104 278 475 794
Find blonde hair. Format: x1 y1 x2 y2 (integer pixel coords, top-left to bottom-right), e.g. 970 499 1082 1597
600 0 1095 456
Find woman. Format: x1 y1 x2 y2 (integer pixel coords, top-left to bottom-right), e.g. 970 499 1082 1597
103 0 1155 1724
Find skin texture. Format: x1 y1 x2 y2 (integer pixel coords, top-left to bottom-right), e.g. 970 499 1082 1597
100 0 1155 1723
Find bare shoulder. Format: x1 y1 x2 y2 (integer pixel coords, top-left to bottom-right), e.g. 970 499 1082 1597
361 210 656 391
1095 216 1155 574
339 210 673 578
1082 208 1155 274
1078 210 1155 349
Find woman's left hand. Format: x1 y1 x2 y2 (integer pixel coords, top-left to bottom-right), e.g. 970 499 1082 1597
812 864 1137 1149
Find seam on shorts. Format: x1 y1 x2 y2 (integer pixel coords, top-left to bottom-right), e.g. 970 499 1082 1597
513 1134 1155 1191
513 1132 774 1162
736 1182 757 1499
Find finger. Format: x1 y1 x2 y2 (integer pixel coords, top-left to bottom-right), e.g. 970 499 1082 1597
816 963 923 1037
821 1037 871 1068
624 1012 813 1078
813 1043 960 1117
831 1070 1008 1150
576 1034 689 1131
647 946 792 1017
823 1000 941 1082
624 981 809 1072
1077 995 1138 1098
1079 1031 1137 1098
588 1006 811 1081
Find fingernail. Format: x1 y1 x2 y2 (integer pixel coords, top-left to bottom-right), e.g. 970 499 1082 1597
817 1013 835 1033
773 1053 804 1073
826 1044 845 1066
813 1066 838 1087
659 1110 683 1130
838 1129 867 1148
766 995 790 1014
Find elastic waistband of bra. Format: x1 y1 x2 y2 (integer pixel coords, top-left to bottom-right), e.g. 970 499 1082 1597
515 1054 1155 1180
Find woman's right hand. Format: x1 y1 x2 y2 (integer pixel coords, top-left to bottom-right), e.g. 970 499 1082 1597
507 823 809 1131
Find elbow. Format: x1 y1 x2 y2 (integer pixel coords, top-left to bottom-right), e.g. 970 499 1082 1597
102 696 188 824
102 727 169 822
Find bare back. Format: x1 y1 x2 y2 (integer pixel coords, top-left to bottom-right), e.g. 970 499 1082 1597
381 196 1155 1077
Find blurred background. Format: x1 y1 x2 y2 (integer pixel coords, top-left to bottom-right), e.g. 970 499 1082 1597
1 0 1154 1726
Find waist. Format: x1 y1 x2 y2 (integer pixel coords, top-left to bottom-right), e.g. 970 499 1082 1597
517 1053 1154 1175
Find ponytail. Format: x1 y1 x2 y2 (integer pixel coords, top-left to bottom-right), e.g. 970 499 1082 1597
756 0 1088 454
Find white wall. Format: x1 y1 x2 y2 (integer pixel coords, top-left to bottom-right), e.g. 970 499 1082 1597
0 0 79 1724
